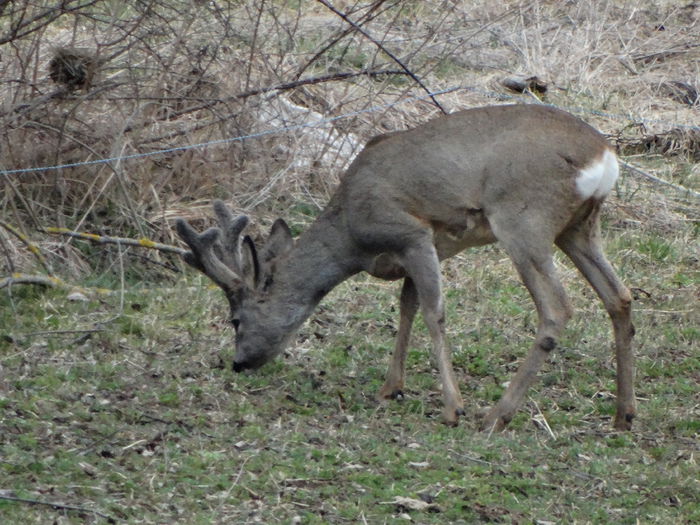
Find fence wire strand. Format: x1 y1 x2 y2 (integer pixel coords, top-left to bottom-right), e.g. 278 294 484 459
2 83 699 201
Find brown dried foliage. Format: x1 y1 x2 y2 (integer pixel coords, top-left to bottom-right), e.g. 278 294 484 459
1 0 698 280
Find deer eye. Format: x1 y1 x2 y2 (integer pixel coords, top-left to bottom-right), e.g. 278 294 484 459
263 275 274 291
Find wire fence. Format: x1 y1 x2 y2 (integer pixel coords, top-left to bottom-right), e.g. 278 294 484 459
2 83 699 201
2 79 698 297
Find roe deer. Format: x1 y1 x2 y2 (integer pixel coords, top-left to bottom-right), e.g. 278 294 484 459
176 104 636 432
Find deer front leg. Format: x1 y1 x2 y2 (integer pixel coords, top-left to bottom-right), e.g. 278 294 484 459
378 278 418 401
401 243 465 425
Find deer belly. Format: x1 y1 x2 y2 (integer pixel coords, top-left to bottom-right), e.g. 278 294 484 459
365 209 496 278
367 252 406 280
433 209 496 260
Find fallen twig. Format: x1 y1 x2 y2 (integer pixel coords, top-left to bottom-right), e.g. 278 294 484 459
0 272 112 296
21 328 105 336
631 43 700 64
43 227 187 255
0 220 53 275
0 493 116 523
449 449 497 468
620 160 700 199
0 273 63 290
530 396 557 439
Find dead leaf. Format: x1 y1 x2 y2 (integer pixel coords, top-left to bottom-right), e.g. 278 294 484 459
383 496 441 513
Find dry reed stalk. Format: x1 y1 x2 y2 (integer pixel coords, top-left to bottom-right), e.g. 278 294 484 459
1 1 698 285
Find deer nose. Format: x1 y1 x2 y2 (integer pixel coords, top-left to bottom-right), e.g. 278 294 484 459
232 360 248 373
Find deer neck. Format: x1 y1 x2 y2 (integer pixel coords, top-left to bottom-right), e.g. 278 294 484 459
264 206 359 331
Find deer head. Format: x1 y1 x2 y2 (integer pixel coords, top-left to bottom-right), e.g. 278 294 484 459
176 200 294 371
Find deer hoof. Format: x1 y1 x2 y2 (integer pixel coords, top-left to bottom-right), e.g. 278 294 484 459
377 385 404 402
613 411 635 431
480 410 511 433
442 407 465 427
391 389 405 401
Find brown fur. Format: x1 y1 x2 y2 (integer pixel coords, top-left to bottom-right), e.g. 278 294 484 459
176 104 636 431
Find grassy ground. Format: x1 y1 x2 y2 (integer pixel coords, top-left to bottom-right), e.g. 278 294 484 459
1 204 698 523
1 1 699 524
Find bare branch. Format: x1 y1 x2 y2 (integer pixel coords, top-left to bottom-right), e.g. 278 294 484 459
43 227 188 255
314 0 447 115
0 494 115 524
620 160 700 199
294 0 396 80
0 220 53 275
0 273 62 290
0 0 104 46
137 68 407 139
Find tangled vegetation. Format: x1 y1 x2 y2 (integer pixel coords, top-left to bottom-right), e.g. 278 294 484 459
1 1 698 523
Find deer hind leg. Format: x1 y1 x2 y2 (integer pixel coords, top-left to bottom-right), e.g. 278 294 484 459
481 236 573 433
556 212 636 430
400 241 465 425
378 278 418 401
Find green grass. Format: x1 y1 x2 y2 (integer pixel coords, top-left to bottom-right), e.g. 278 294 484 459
1 219 698 524
3 0 699 521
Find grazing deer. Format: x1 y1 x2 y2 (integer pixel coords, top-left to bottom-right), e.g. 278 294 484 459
176 104 636 432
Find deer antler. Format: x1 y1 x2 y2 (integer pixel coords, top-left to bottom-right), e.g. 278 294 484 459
176 200 254 294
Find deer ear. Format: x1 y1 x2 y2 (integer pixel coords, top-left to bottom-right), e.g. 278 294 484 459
263 219 293 262
255 219 293 291
240 235 260 287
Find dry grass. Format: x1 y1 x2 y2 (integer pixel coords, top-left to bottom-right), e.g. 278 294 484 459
2 2 697 245
1 1 699 523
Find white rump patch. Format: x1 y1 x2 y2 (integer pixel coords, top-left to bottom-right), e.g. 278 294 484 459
575 149 619 199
